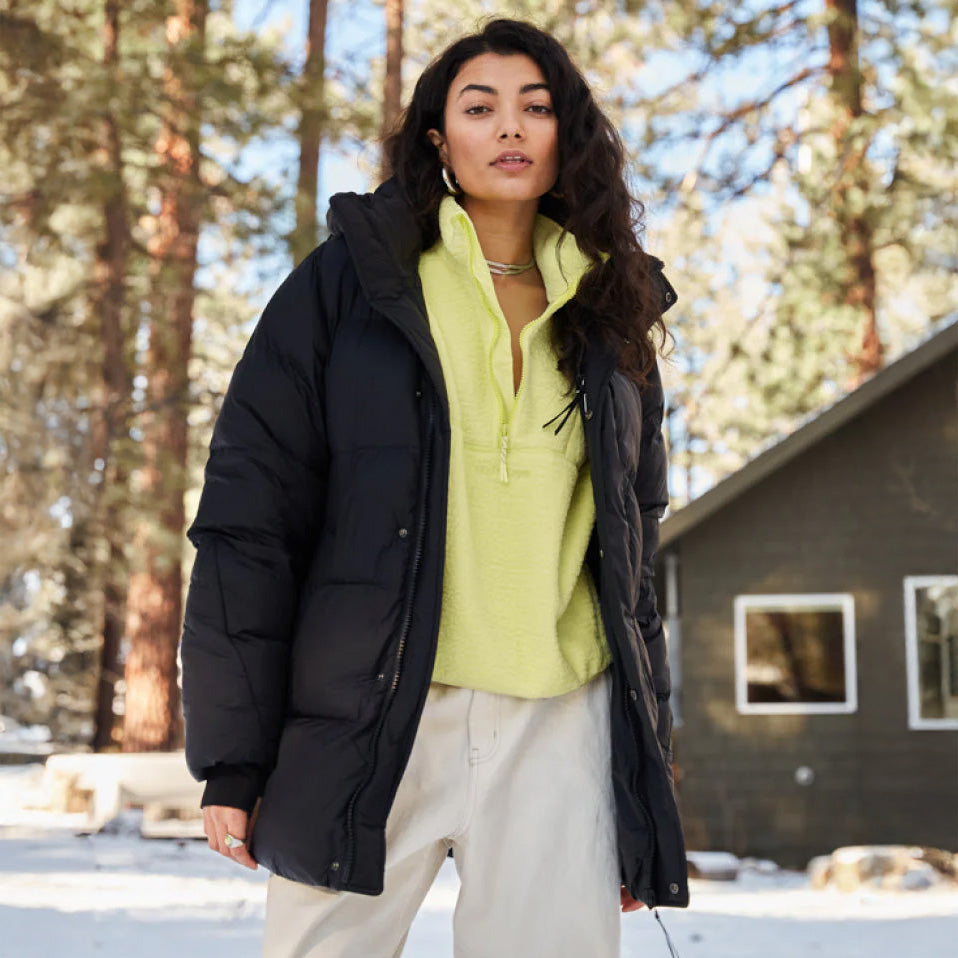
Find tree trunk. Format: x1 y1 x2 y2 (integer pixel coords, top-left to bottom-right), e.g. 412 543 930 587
825 0 883 386
122 0 207 752
291 0 329 267
379 0 403 183
90 0 133 752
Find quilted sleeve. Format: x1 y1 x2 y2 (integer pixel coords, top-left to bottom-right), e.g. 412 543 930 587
633 354 674 770
180 240 341 812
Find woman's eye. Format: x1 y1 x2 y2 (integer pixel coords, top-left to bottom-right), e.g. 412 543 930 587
464 104 552 115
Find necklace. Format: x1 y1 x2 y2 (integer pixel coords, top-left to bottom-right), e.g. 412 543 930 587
485 257 536 276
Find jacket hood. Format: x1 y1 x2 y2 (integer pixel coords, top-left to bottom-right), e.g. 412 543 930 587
325 176 424 308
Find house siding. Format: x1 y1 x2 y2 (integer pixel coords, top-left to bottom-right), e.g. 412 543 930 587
670 348 958 867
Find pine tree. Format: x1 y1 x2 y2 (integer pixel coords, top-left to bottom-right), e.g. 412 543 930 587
379 0 404 183
0 0 112 742
89 0 135 751
622 0 957 497
0 0 314 747
291 0 330 267
121 0 209 752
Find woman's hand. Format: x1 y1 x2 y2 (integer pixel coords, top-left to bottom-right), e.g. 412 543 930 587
202 800 260 870
621 885 647 912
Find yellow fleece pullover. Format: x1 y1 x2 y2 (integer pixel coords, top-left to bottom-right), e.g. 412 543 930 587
418 194 611 699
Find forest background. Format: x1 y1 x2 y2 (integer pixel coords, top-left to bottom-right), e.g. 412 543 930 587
0 0 955 755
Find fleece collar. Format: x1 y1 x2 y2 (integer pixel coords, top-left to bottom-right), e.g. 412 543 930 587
326 176 626 404
435 193 594 308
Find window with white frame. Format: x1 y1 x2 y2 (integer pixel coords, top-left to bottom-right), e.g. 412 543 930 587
905 576 958 730
734 594 857 714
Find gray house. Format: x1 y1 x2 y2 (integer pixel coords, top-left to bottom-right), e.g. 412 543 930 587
658 321 958 868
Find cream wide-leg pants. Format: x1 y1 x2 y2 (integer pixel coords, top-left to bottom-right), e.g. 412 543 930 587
261 666 621 958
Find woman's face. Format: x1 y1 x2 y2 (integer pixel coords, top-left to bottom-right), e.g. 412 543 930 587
427 52 559 204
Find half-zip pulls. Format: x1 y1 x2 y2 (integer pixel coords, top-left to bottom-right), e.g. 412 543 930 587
499 424 510 483
543 369 590 436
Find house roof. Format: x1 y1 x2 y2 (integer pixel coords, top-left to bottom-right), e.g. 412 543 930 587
660 318 958 545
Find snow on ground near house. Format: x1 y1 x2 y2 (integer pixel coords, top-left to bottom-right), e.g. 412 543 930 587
2 766 957 957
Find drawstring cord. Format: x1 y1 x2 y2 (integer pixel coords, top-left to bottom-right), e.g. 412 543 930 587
542 371 588 436
542 342 588 437
541 392 578 435
654 907 682 957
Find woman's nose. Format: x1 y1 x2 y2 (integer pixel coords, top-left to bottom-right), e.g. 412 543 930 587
498 112 524 139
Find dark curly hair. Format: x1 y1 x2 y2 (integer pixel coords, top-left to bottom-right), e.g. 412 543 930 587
382 17 674 391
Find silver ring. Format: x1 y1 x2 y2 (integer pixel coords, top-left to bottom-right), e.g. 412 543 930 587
224 832 245 849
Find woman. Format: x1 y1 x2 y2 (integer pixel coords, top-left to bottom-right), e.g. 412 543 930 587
181 17 688 957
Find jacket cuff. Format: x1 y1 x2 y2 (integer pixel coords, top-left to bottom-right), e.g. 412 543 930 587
200 763 266 813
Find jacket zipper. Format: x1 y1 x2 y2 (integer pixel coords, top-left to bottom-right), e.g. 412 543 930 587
578 355 657 911
341 390 436 886
622 682 658 908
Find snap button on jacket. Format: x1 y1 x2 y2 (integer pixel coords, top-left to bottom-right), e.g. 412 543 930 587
180 176 690 909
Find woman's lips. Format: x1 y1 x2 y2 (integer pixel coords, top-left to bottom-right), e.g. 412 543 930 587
492 158 532 170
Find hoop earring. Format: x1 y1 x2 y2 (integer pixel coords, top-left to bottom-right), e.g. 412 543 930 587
442 165 462 195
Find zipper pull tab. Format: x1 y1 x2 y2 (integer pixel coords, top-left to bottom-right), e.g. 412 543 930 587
578 372 592 420
499 426 509 483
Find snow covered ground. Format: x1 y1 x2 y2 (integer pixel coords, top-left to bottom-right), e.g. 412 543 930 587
2 765 957 957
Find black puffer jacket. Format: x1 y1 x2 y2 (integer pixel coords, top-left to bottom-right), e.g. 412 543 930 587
180 176 689 909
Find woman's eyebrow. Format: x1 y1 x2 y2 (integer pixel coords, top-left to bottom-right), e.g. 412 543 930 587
456 82 550 99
